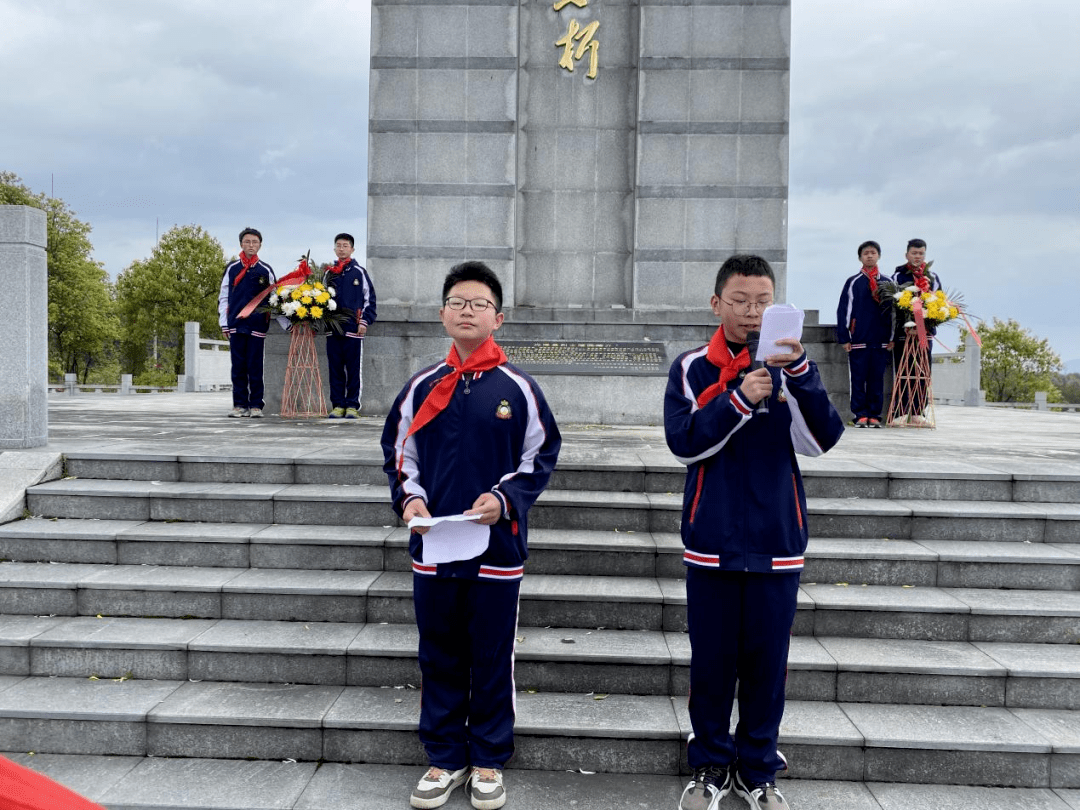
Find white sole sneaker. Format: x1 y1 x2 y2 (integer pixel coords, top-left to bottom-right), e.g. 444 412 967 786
410 766 469 809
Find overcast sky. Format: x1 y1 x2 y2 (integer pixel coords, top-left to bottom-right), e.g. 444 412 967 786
3 0 1078 366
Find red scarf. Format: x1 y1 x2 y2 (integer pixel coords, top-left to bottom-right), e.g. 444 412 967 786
406 335 508 438
909 263 930 293
328 258 350 275
697 326 750 407
861 265 880 302
234 252 259 286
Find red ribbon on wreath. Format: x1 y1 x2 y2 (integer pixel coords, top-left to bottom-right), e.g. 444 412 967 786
911 297 929 350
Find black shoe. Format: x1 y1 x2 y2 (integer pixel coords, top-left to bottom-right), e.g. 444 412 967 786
733 770 789 809
679 764 731 810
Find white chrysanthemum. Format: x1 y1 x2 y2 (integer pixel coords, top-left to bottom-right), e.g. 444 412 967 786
327 300 337 310
328 287 337 297
282 301 299 316
269 294 279 305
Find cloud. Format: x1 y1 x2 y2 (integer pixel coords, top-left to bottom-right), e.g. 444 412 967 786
0 0 371 276
788 0 1080 360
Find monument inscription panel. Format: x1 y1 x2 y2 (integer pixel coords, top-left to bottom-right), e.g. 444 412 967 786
500 339 666 375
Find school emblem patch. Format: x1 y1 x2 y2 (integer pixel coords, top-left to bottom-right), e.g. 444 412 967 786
495 399 512 420
353 278 359 285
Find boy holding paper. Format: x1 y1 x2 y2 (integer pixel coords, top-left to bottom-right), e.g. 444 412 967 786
381 261 561 810
665 255 843 810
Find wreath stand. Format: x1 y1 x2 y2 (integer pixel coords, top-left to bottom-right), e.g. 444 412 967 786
887 337 935 428
280 324 327 418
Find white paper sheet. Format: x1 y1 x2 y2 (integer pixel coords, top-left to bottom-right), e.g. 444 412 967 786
409 513 490 564
756 304 805 361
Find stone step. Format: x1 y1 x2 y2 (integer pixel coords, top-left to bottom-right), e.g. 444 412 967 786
7 520 1076 590
62 450 1080 504
25 479 1080 539
0 676 1075 787
11 754 1080 810
1 561 1077 643
2 615 1076 709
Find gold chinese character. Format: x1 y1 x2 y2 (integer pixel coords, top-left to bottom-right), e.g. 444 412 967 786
555 19 599 79
553 0 587 9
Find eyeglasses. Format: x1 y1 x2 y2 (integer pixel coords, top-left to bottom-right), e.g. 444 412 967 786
444 296 497 312
720 297 772 314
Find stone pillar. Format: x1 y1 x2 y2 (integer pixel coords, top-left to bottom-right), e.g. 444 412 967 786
0 206 48 448
965 340 981 407
183 321 200 392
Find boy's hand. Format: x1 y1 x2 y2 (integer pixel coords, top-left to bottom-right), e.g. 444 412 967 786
766 337 804 366
886 341 894 351
403 498 432 535
357 324 368 336
842 342 851 353
738 368 773 405
466 492 503 525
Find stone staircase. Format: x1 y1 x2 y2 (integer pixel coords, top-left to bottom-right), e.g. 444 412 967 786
0 448 1078 806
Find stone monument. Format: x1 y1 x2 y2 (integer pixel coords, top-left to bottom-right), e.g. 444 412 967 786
363 0 842 422
0 206 48 448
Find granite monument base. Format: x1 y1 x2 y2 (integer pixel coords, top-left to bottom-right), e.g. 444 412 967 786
362 306 846 426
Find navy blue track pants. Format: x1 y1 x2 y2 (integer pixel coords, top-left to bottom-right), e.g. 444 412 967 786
229 333 265 409
413 574 521 770
848 346 890 419
325 334 363 410
685 568 800 783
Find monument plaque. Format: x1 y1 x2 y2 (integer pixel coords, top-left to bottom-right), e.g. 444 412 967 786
500 339 666 375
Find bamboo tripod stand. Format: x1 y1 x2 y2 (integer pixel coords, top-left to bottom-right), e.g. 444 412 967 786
280 325 327 418
886 337 935 428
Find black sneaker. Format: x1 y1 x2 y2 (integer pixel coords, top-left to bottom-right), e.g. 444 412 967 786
733 770 789 809
679 764 731 810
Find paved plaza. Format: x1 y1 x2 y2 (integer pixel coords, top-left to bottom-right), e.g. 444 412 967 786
40 391 1080 470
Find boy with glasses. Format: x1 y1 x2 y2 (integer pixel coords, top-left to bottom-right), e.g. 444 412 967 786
218 228 275 418
381 261 561 810
666 255 844 810
836 240 894 427
323 233 376 418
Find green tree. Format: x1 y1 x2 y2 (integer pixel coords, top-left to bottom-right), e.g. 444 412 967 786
1053 372 1080 404
1 171 121 382
972 318 1063 403
116 224 225 382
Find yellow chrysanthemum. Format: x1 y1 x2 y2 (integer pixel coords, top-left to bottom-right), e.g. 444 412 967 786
315 292 330 304
949 306 959 318
310 306 324 318
296 305 309 318
301 296 313 305
291 290 302 301
314 282 325 291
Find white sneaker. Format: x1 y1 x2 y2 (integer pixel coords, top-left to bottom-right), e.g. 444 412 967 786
248 408 263 418
229 407 249 418
469 767 506 810
410 766 468 809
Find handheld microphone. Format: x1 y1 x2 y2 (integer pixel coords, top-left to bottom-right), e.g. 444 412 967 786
745 330 769 414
